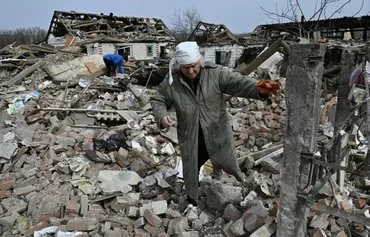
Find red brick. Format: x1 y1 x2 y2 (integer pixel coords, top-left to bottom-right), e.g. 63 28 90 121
0 178 15 190
234 139 244 147
115 155 128 168
84 62 98 73
23 221 48 236
26 113 44 123
0 190 12 199
13 185 35 196
335 230 347 237
14 155 27 168
66 218 98 231
134 228 150 237
354 198 367 209
143 209 162 227
144 223 163 236
65 200 80 216
126 225 134 233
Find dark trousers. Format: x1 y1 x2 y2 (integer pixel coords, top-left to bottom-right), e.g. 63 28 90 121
186 127 209 206
103 58 115 76
197 125 209 171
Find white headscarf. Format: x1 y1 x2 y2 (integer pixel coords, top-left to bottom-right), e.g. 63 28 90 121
168 41 201 85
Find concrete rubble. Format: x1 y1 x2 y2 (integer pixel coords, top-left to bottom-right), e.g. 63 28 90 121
0 44 285 236
0 32 369 237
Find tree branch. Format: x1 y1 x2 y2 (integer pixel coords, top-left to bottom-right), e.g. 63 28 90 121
295 0 306 20
326 0 352 19
352 0 364 17
170 6 202 41
260 6 296 23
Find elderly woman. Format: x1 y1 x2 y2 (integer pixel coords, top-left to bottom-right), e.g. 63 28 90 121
150 41 280 203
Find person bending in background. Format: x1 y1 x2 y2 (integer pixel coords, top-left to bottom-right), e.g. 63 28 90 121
103 53 125 77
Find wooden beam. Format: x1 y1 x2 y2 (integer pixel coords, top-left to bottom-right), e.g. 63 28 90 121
3 60 45 87
239 39 283 75
309 202 370 226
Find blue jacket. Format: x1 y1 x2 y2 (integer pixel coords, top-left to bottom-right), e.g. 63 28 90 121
103 54 124 73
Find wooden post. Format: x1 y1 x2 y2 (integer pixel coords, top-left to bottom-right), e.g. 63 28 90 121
277 44 326 237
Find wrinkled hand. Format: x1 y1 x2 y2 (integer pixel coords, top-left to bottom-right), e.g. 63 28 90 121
256 79 281 96
234 171 247 183
161 115 173 128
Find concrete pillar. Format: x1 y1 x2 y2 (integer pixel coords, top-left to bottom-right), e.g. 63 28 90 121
277 44 326 237
364 50 370 170
332 50 354 144
329 50 355 188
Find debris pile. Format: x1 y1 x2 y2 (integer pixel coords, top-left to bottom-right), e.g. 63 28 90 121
0 39 369 237
47 11 175 44
0 41 292 236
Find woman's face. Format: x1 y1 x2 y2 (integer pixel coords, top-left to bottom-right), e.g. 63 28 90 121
180 61 201 80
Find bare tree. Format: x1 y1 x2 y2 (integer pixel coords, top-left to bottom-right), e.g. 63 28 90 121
261 0 362 23
170 6 202 42
260 0 365 38
0 27 47 48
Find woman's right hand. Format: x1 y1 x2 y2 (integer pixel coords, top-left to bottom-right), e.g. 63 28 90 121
161 115 173 128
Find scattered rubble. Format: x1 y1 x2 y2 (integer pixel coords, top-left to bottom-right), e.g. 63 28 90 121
0 13 370 237
0 41 288 236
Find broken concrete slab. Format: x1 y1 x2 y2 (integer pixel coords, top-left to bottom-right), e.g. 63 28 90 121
66 217 98 231
143 209 163 227
0 140 18 161
140 200 168 216
97 170 143 194
167 217 190 236
205 183 243 211
249 222 277 237
230 218 247 236
45 54 106 82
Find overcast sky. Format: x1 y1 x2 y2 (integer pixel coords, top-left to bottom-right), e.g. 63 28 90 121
0 0 369 33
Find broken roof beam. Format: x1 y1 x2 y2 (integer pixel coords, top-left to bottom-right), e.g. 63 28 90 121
189 21 239 44
55 14 74 36
84 30 112 35
2 60 45 87
19 45 83 56
309 202 370 227
188 22 208 41
47 10 174 42
70 21 113 33
70 20 102 28
257 15 370 41
213 31 238 43
238 39 285 75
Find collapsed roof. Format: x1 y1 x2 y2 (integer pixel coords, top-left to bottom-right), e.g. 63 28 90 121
254 15 370 41
46 10 176 43
188 21 239 45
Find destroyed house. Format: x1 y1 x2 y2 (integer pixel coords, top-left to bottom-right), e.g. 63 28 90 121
252 15 370 42
188 22 244 68
46 10 176 61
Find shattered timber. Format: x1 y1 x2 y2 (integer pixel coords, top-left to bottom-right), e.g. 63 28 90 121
0 9 370 237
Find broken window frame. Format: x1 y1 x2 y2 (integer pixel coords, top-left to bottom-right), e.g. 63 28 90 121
215 50 231 66
117 45 132 59
146 45 154 57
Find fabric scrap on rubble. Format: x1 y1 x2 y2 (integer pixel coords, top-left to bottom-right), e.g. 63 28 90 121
93 132 129 152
